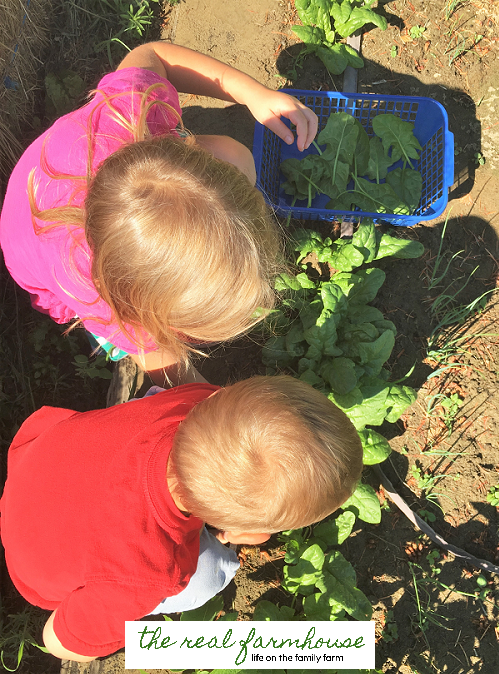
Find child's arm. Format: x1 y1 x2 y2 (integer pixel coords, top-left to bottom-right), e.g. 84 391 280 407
130 352 208 387
116 42 318 152
43 610 98 662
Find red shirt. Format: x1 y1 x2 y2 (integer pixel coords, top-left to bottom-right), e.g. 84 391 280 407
0 384 218 656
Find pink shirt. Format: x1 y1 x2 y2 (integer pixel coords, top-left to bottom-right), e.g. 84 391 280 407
0 68 182 354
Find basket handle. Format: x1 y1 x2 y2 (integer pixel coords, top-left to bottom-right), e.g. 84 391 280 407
444 129 455 190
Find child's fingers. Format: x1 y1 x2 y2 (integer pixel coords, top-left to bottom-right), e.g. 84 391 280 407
268 95 318 152
258 106 317 152
260 114 296 147
249 91 318 152
286 105 319 152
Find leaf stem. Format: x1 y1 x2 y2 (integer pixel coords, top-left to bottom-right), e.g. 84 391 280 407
312 140 323 155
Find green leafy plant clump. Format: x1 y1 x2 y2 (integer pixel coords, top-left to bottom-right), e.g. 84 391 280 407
263 220 423 433
281 111 423 215
255 219 424 625
487 484 499 507
253 429 397 624
409 24 427 40
0 607 49 672
93 0 160 65
291 0 388 76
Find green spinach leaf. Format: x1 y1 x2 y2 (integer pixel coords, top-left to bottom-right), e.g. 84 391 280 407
316 43 364 75
290 23 326 45
282 543 325 595
318 111 360 167
302 590 346 620
375 233 425 260
334 6 388 38
359 428 392 465
366 135 396 182
372 114 422 168
314 511 356 546
385 384 417 422
341 483 382 524
334 176 411 215
320 356 358 394
386 167 423 214
253 600 296 621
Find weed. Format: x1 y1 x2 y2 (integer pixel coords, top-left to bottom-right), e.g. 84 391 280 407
446 32 483 66
429 264 480 319
410 464 448 493
474 151 485 166
487 483 499 507
49 0 160 73
32 355 61 385
93 0 159 66
427 210 459 293
425 213 497 372
426 292 495 371
411 560 497 613
0 607 48 672
381 610 399 642
426 550 441 576
426 392 463 436
409 25 427 40
444 0 469 21
474 575 495 602
418 508 437 524
73 353 114 380
408 561 452 646
390 45 398 58
409 465 454 512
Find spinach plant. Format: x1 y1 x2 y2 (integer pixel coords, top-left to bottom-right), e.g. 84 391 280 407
281 112 423 215
291 0 387 76
254 481 386 624
258 220 423 621
263 220 422 428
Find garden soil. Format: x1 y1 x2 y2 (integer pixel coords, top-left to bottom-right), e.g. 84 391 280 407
1 1 498 674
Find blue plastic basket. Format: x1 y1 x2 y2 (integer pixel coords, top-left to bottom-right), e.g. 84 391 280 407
253 90 454 226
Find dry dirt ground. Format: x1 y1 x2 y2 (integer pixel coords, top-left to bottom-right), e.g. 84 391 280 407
1 1 498 674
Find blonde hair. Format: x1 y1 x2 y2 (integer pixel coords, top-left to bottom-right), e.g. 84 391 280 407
85 135 281 360
28 85 282 361
170 375 363 533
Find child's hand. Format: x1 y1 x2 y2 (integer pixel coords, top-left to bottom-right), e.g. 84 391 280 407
247 90 318 152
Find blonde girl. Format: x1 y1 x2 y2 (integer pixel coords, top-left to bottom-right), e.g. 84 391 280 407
0 42 318 385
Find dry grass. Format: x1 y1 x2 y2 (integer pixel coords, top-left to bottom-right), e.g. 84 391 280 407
0 0 51 176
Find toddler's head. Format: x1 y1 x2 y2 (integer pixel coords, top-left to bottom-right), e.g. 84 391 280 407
169 376 363 537
85 135 282 362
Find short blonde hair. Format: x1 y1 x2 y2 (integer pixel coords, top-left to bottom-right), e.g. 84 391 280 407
170 376 363 533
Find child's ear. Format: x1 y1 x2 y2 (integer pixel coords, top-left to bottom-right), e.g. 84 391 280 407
220 532 270 545
166 474 189 515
